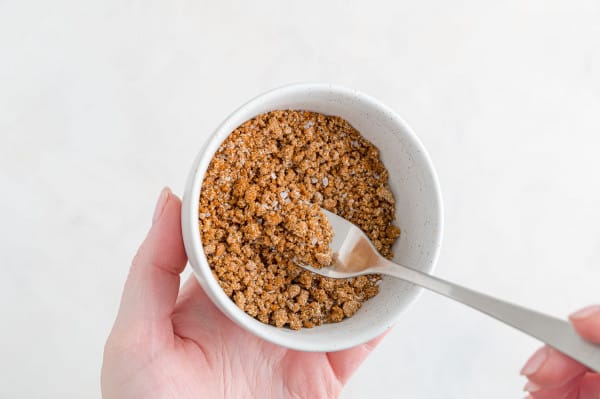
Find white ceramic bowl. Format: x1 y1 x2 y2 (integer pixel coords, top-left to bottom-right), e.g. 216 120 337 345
182 83 443 352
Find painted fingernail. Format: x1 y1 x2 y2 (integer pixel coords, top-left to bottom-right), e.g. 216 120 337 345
570 305 600 321
152 187 171 224
523 381 541 392
521 346 548 376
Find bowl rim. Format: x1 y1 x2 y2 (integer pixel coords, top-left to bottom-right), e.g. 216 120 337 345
181 82 444 351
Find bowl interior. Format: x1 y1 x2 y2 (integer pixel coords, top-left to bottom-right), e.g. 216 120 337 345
182 84 443 352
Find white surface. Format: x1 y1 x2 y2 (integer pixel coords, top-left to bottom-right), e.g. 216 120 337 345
1 1 599 398
181 83 443 352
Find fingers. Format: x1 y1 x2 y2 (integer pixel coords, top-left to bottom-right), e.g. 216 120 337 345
325 330 389 384
526 373 600 399
114 188 187 331
522 306 600 398
578 373 600 399
521 346 588 388
526 377 581 399
569 305 600 344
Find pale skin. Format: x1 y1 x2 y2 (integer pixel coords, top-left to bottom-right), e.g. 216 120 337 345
101 188 600 399
521 305 600 399
101 188 385 399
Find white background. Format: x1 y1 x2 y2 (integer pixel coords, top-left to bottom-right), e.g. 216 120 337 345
2 1 600 398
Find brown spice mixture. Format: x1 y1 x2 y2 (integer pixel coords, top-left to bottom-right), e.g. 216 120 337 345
199 110 400 329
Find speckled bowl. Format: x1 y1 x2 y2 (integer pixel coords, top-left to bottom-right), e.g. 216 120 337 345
182 83 443 352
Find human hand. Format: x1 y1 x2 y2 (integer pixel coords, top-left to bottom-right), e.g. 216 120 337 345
101 188 386 399
521 306 600 398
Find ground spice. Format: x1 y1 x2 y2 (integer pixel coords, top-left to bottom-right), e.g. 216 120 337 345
199 110 400 329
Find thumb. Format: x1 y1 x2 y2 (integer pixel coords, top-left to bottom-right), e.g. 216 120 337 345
569 305 600 343
114 188 187 332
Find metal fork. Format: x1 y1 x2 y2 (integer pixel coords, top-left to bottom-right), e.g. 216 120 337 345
295 209 600 371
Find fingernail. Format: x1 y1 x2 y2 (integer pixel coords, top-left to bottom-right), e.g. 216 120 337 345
152 187 171 224
569 305 600 321
523 381 541 392
521 346 548 376
522 396 533 399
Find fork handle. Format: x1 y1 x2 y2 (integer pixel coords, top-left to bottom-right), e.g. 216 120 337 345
378 259 600 372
